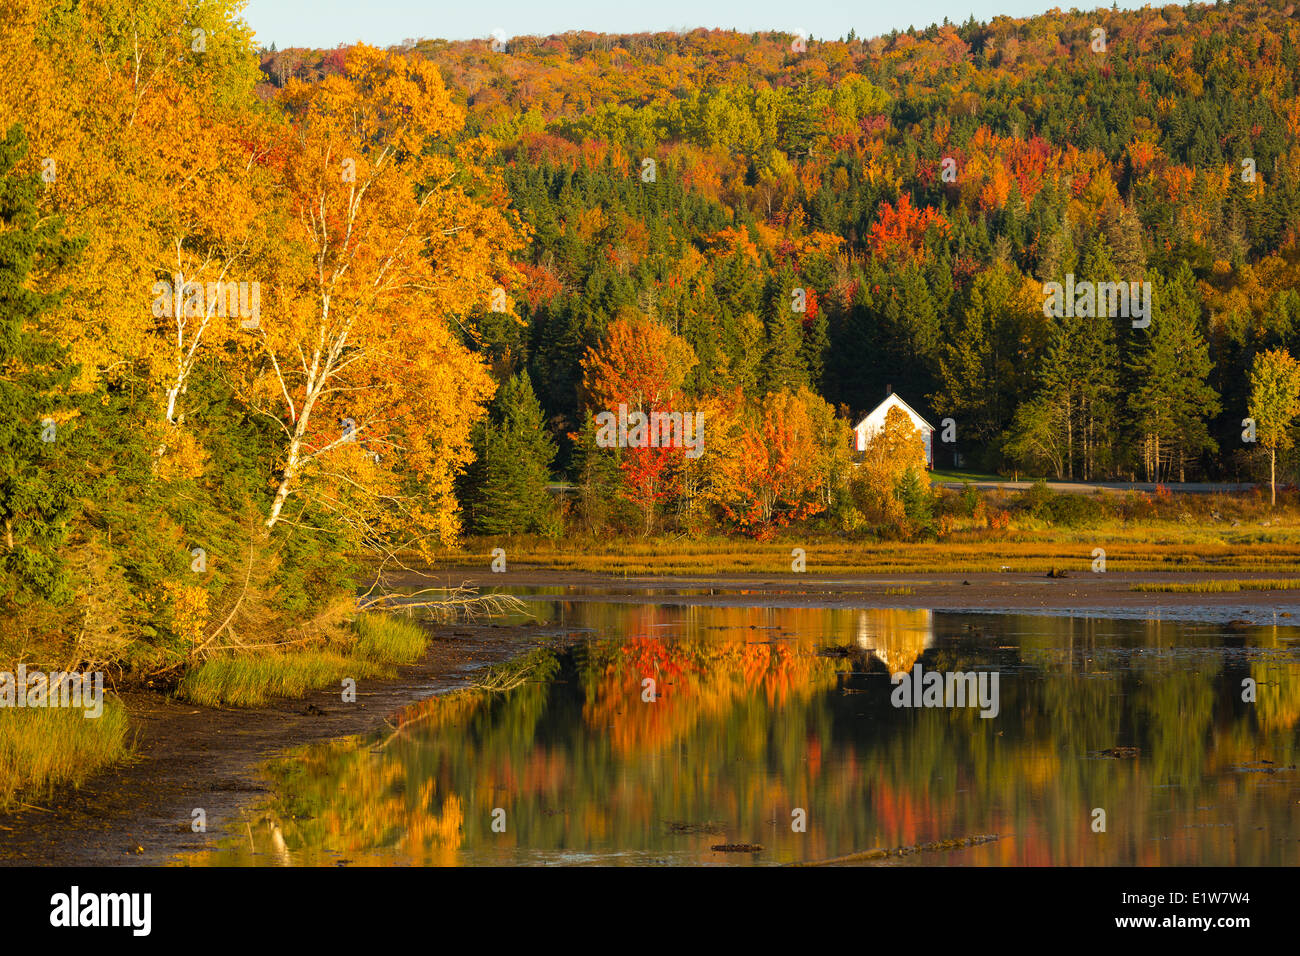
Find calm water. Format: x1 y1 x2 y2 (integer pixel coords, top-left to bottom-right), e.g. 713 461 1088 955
184 597 1300 866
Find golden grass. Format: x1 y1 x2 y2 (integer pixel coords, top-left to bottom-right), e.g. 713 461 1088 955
176 650 391 707
352 612 429 664
0 698 130 810
1130 579 1300 593
445 527 1300 576
177 613 431 707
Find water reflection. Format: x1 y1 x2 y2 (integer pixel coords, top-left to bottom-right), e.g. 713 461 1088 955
183 602 1300 867
855 608 934 673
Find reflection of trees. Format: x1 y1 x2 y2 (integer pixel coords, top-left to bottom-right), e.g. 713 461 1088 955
1248 627 1300 733
582 634 841 756
190 607 1300 867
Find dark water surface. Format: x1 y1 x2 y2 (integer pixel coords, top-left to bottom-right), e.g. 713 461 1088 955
182 596 1300 866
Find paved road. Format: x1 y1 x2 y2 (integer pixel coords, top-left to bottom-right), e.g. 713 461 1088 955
932 480 1256 494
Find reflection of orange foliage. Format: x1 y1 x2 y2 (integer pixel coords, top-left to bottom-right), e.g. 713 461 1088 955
394 688 481 733
286 748 467 865
1252 659 1300 732
404 783 464 856
584 622 840 757
623 636 693 694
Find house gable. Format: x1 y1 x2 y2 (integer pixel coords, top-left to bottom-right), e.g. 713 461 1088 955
852 394 935 466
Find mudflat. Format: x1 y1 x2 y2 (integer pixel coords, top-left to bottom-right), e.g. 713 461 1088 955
408 567 1300 622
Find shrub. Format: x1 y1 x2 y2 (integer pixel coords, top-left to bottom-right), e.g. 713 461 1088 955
895 466 936 538
1045 493 1104 527
1023 479 1055 517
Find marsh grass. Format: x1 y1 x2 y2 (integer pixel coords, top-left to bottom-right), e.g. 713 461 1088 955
177 650 390 707
1130 579 1300 593
177 613 431 707
0 698 130 810
454 532 1300 576
353 612 429 664
445 488 1300 576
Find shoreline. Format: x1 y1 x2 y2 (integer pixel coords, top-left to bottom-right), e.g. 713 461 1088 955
0 623 545 866
5 569 1300 866
408 568 1300 624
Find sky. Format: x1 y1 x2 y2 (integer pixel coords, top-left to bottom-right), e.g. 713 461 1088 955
242 0 1163 49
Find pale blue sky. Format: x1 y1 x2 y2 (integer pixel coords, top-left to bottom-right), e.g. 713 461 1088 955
243 0 1161 49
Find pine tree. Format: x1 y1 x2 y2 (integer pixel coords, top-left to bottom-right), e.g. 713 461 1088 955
466 372 558 535
760 268 810 393
1125 264 1221 482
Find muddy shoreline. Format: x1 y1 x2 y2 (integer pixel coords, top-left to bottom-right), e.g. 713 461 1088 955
5 569 1300 867
0 624 550 867
407 567 1300 624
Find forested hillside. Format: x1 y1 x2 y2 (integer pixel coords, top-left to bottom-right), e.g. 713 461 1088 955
259 2 1300 492
4 0 1300 677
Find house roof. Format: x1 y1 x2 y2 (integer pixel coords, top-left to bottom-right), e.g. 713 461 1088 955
854 393 934 432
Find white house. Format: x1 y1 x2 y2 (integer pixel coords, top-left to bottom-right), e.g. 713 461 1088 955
853 393 934 468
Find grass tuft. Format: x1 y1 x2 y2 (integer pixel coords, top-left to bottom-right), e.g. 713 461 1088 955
353 612 429 664
177 650 386 708
176 613 431 707
0 698 131 810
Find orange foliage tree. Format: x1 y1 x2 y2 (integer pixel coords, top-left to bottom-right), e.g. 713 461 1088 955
581 312 698 533
707 388 846 538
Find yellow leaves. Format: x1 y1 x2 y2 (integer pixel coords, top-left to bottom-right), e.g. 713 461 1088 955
572 206 608 242
4 19 519 558
251 43 522 547
152 425 210 482
282 44 463 160
852 406 925 528
702 388 843 535
1175 66 1204 98
161 580 210 648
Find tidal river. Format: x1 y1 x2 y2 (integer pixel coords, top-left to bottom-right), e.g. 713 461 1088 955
181 592 1300 866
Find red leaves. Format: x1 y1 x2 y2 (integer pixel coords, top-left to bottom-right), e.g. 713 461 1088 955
867 194 949 262
515 261 562 310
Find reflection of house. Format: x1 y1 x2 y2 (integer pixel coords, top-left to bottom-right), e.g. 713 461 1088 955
852 393 934 468
855 608 934 674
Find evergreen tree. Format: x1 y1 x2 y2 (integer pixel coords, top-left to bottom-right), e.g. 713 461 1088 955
1125 264 1221 481
759 268 810 393
465 372 558 535
0 124 83 602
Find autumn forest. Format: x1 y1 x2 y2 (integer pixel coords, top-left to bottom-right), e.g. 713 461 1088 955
4 0 1300 671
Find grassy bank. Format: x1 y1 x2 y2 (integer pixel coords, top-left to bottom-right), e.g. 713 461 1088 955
0 614 433 811
443 487 1300 576
175 613 431 708
0 698 131 810
446 532 1300 577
